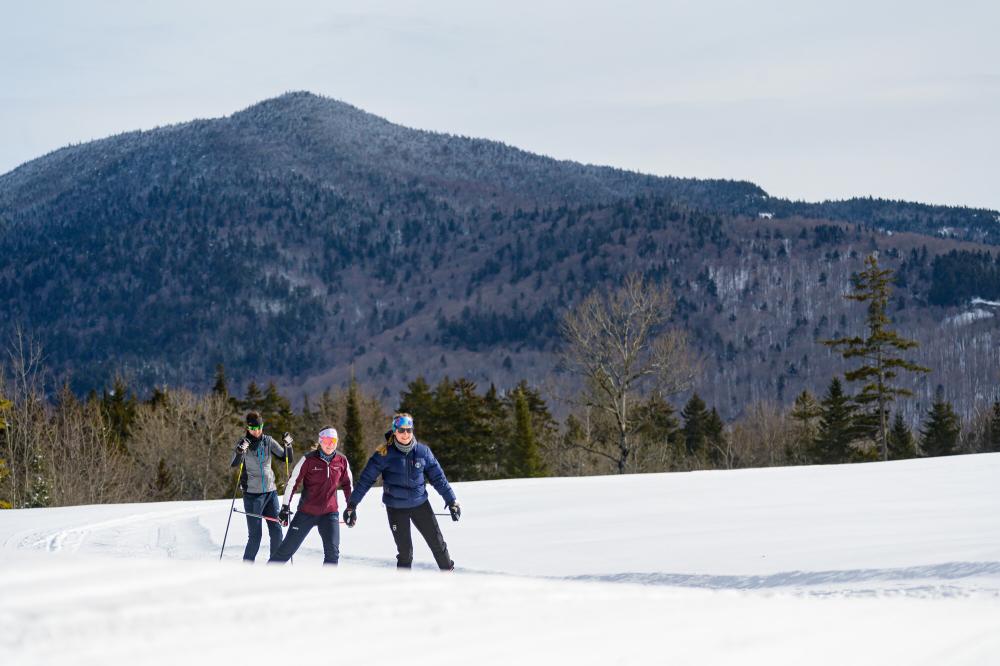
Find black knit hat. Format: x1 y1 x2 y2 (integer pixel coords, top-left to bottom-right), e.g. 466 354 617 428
246 411 263 428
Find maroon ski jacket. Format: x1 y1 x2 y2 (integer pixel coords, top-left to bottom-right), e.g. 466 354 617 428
281 450 353 516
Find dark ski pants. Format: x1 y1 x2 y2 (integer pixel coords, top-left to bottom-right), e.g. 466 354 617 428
269 511 340 565
243 490 282 562
386 500 453 570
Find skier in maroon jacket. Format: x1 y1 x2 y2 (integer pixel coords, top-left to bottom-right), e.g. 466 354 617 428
268 427 352 565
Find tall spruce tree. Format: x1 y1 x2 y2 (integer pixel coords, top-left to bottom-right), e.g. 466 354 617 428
920 387 960 457
509 389 546 478
812 378 857 464
483 384 510 478
212 364 229 400
681 393 710 457
705 408 727 467
789 390 822 463
887 412 917 460
239 381 264 415
101 376 137 454
398 377 434 426
343 377 367 479
261 382 294 437
632 392 683 467
400 377 492 481
824 254 930 460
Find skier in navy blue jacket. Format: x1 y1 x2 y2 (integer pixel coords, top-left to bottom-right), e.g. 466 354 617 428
344 413 460 570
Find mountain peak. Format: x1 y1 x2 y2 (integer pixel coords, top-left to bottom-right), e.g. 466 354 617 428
231 91 374 124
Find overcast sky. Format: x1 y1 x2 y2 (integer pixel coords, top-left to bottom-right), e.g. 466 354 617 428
2 0 997 210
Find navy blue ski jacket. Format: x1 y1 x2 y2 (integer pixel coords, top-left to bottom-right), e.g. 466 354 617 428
350 440 457 510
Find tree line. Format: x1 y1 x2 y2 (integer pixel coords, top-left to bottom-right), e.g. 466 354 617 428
3 253 999 509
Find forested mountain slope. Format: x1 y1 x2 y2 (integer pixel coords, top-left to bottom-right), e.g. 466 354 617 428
1 92 998 417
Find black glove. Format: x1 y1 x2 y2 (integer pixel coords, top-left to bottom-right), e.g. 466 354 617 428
448 502 461 522
282 432 294 446
237 438 250 454
278 505 291 526
343 505 357 528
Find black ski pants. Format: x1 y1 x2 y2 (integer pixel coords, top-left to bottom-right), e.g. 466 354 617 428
269 511 340 565
386 500 453 570
243 490 282 562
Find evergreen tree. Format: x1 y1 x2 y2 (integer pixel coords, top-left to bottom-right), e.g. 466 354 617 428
681 393 709 456
789 390 822 462
398 377 434 426
317 389 337 427
887 412 917 460
705 407 727 466
632 392 683 468
509 389 546 478
261 382 294 438
212 363 229 400
101 376 137 454
343 377 366 479
25 450 51 508
812 378 857 464
152 458 177 501
430 378 493 481
824 254 930 460
989 401 1000 452
920 387 960 457
146 386 169 410
239 381 264 415
483 384 511 478
295 393 323 444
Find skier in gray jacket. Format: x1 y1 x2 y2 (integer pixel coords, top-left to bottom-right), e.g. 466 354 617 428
230 411 293 562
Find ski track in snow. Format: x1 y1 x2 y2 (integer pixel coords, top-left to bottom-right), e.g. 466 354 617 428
562 561 1000 598
4 506 209 556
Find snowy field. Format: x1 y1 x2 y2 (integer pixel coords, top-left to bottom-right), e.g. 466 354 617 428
2 454 1000 665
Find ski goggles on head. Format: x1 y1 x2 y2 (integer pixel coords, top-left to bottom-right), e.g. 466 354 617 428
392 416 414 432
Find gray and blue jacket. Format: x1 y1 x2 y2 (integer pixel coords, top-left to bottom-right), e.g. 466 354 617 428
230 434 292 494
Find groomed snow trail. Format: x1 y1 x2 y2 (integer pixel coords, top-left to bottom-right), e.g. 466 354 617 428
2 454 999 664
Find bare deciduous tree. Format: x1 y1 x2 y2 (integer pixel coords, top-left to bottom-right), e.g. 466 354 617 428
1 328 48 508
727 402 796 469
48 387 136 506
560 274 698 473
130 389 238 501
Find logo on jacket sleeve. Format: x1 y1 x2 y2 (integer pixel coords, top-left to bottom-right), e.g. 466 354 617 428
414 460 424 470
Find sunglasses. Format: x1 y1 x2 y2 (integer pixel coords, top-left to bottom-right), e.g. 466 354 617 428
247 425 263 431
396 427 413 434
319 436 338 444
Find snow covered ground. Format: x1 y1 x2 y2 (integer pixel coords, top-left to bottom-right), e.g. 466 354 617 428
2 454 1000 664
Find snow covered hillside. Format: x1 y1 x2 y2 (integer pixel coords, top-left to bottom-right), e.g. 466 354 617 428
2 455 1000 665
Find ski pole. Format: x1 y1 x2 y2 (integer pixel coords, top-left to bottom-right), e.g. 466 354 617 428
283 434 293 565
236 507 347 525
234 507 284 524
219 458 244 561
